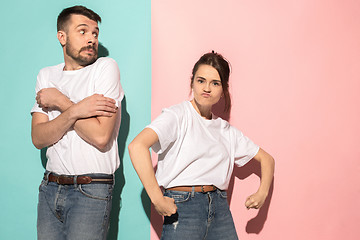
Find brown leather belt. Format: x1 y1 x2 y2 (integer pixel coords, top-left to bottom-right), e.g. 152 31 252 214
45 173 113 185
167 185 217 193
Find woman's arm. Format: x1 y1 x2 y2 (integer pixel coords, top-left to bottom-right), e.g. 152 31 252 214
128 128 177 216
245 148 275 209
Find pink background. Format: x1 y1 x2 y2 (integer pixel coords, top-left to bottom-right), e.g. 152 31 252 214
151 0 360 239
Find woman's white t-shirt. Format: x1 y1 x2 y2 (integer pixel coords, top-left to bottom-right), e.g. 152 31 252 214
147 101 259 190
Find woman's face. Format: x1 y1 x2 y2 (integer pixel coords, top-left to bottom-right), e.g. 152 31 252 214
192 64 223 108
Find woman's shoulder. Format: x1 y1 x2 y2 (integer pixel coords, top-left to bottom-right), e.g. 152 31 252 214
163 101 190 115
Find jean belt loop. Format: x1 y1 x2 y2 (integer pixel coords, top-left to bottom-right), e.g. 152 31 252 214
191 186 195 198
45 171 51 185
73 175 78 188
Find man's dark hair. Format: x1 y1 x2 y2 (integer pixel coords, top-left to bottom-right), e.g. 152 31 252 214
57 5 101 32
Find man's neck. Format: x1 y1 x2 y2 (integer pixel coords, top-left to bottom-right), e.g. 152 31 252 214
63 57 85 71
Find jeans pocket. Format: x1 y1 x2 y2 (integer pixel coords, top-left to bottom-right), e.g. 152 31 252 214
38 179 46 192
78 184 113 201
219 190 228 199
164 191 191 204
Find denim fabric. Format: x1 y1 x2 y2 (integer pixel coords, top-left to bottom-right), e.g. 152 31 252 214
161 189 238 240
37 173 114 240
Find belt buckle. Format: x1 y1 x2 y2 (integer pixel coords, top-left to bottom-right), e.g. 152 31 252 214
201 185 205 193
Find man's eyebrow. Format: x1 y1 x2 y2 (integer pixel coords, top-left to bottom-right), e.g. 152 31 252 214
76 24 99 31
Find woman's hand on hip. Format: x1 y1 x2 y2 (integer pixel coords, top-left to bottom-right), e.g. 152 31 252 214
153 196 177 216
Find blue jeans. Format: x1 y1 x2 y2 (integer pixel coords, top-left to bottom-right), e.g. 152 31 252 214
37 173 114 240
161 189 238 240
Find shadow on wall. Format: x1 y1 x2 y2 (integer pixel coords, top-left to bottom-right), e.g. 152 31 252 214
100 42 130 240
212 96 230 121
228 160 275 234
98 43 109 58
108 96 130 240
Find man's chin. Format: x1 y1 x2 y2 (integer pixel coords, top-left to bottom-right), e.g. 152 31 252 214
79 55 97 66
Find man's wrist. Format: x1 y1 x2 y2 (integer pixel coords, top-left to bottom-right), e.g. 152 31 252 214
57 97 74 112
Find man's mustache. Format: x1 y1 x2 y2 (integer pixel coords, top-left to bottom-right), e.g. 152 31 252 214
80 45 97 54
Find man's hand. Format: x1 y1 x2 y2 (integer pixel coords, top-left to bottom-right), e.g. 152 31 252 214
71 94 117 119
153 196 178 216
36 88 70 111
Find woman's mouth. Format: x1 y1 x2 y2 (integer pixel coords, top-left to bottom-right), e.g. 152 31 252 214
201 93 211 98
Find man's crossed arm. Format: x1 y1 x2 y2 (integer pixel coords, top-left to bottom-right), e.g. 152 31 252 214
31 88 120 151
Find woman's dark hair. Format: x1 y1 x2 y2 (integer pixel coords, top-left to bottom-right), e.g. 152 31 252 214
57 5 101 32
191 51 231 113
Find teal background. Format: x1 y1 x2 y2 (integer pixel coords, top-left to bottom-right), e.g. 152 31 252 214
0 0 151 239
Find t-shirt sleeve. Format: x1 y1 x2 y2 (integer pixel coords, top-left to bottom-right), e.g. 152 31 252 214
146 109 179 154
30 69 48 116
94 58 124 107
233 128 260 167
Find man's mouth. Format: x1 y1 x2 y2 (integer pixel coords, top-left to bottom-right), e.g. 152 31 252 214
80 46 97 55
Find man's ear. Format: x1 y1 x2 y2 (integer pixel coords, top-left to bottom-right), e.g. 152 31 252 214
57 30 66 47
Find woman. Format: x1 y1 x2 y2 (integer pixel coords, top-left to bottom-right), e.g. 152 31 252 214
128 52 275 239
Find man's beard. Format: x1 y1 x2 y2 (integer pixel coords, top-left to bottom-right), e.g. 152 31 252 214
65 39 98 67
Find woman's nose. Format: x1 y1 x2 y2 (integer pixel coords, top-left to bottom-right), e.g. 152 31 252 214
203 83 211 92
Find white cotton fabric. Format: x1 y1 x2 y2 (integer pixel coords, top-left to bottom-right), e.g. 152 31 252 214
147 101 259 190
31 57 124 175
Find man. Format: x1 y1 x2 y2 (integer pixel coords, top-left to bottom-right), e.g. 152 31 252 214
31 6 124 240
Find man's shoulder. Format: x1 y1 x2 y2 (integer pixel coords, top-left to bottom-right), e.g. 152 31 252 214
39 63 64 75
93 57 118 67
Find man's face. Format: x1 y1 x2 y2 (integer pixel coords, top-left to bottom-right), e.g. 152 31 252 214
62 14 99 67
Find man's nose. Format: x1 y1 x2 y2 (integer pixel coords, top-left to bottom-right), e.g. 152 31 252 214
87 34 96 45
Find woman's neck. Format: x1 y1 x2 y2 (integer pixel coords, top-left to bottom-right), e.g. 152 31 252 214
190 99 212 120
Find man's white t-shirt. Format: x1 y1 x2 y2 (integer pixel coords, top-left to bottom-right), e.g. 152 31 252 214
147 101 259 190
31 57 124 175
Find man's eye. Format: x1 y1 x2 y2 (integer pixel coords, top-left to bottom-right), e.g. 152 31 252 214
80 30 85 34
197 79 204 83
93 33 98 38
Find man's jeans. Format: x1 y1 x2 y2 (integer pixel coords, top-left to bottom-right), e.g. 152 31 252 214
161 189 238 240
37 173 114 240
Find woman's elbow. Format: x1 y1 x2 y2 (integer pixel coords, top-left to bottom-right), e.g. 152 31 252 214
128 140 137 157
268 155 275 167
128 140 146 158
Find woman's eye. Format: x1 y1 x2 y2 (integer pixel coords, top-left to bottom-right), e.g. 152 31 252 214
213 81 221 86
197 79 204 83
80 30 85 34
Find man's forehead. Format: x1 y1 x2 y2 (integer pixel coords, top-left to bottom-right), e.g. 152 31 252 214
68 14 99 28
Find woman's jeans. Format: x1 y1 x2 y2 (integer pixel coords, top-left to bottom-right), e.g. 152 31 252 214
161 189 238 240
37 173 114 240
